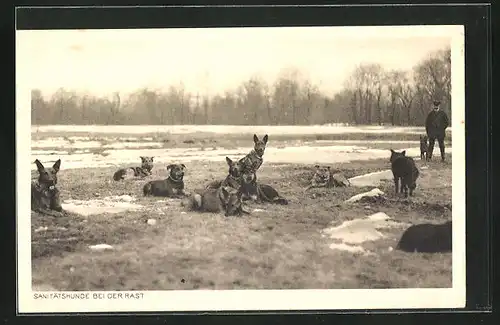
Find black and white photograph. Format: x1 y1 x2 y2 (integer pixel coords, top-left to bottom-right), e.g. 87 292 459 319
17 23 466 313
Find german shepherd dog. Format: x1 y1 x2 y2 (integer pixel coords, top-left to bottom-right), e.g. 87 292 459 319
205 157 243 190
113 156 154 181
143 163 187 197
389 149 420 198
419 135 429 161
238 134 268 174
396 220 452 253
181 186 250 217
305 165 350 191
31 159 64 216
239 170 289 205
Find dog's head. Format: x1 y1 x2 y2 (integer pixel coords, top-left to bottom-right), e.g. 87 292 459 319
220 186 243 217
389 149 406 163
313 165 331 183
167 163 186 181
419 135 428 145
34 159 61 189
253 134 268 156
225 157 243 178
140 156 154 171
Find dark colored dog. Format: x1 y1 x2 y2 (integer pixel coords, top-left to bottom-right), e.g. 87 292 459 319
238 134 268 173
389 149 420 198
239 170 288 205
31 159 64 215
113 156 154 181
419 135 429 161
205 157 243 190
305 165 350 191
396 221 452 253
143 163 186 197
181 186 250 217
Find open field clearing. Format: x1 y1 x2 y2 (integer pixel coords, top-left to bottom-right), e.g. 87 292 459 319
29 127 453 290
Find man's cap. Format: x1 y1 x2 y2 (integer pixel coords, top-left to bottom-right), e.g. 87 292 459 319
433 100 441 106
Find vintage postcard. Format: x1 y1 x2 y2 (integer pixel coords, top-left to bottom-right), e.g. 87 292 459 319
17 24 465 313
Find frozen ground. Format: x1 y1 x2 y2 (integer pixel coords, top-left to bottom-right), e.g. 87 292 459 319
32 124 436 136
30 142 452 170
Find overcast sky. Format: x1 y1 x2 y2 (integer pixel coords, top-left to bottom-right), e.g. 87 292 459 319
17 26 456 98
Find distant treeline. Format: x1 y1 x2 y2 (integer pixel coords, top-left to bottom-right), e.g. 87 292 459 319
31 47 451 126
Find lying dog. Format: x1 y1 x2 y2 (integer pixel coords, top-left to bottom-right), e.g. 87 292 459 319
239 170 288 205
181 186 250 217
113 156 154 181
143 163 187 197
389 149 420 198
31 159 64 216
305 165 350 191
396 220 452 253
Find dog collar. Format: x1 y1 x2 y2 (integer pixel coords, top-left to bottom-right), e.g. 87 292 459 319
168 175 183 183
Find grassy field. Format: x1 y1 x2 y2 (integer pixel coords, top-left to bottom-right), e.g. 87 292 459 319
31 150 453 291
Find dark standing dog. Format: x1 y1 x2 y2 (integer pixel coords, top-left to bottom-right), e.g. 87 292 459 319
31 159 64 215
113 156 154 181
305 165 350 191
205 157 243 190
238 134 268 174
181 186 250 217
143 163 187 197
419 135 429 161
396 220 452 253
389 149 420 198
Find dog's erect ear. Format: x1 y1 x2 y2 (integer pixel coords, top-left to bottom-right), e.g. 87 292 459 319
253 134 259 143
225 157 233 166
166 164 175 170
52 159 61 173
314 164 320 169
262 134 268 144
390 149 395 154
34 159 45 172
180 164 186 169
150 157 154 162
401 150 406 156
140 156 145 162
327 166 331 170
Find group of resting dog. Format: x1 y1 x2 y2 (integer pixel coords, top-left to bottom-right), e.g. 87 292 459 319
31 133 451 254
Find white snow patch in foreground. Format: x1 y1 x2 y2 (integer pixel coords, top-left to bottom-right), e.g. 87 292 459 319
348 170 394 187
61 195 142 216
321 212 408 254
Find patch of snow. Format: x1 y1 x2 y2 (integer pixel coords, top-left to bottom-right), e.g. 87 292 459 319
349 170 394 187
61 196 142 216
89 244 114 251
345 188 385 204
322 212 408 254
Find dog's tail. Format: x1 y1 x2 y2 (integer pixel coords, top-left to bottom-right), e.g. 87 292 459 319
143 182 152 196
113 169 125 181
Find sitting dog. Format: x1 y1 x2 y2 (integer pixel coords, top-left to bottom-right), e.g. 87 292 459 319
396 220 452 253
31 159 64 216
305 165 350 191
419 135 429 161
205 157 243 190
389 149 420 198
143 163 186 197
181 186 249 217
113 156 154 181
238 134 268 174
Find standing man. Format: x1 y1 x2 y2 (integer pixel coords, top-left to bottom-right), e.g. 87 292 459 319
425 100 449 162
